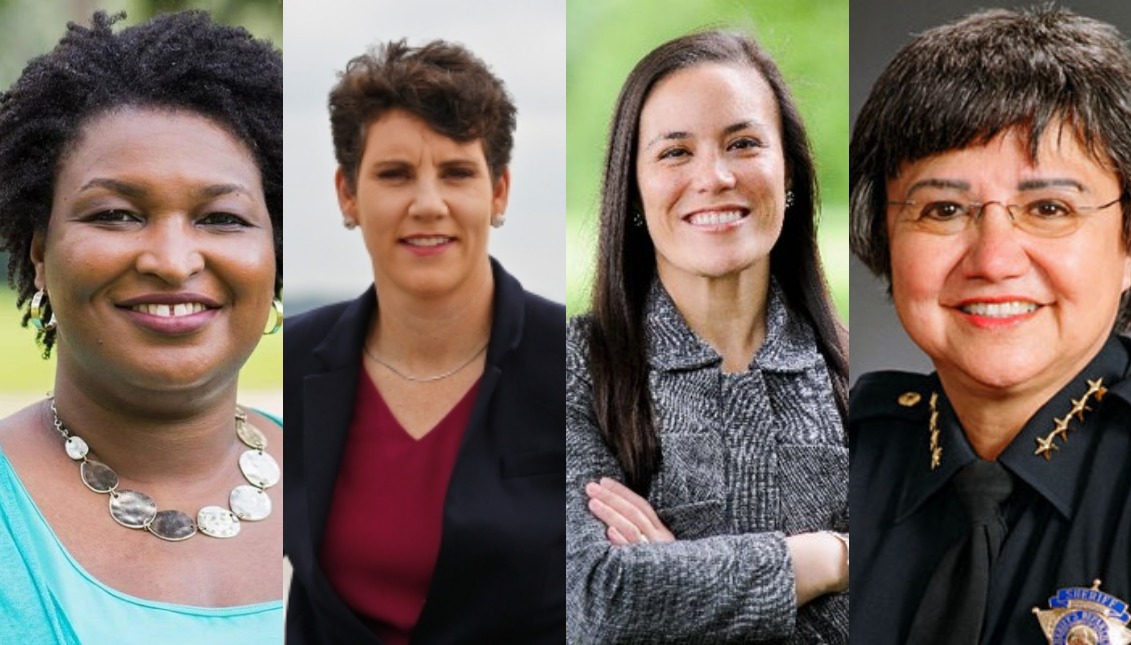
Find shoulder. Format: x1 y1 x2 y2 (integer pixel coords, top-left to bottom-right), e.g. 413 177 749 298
565 314 593 378
283 299 355 343
849 370 935 436
520 289 566 331
283 292 372 377
0 402 48 456
1106 334 1131 409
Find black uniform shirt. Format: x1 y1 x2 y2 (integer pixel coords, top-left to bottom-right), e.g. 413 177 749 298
850 335 1131 644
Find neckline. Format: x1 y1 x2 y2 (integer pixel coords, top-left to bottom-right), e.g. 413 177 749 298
0 446 282 615
362 371 481 443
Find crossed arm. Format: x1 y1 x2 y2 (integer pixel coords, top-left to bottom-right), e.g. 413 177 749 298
584 476 846 606
565 372 847 643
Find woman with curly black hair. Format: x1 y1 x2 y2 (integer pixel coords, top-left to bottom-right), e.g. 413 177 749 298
0 11 282 643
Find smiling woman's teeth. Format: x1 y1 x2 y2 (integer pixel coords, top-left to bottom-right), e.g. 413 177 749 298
960 302 1038 317
132 303 207 317
687 210 744 226
404 236 450 247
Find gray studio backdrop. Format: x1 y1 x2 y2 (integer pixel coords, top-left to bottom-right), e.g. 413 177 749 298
849 0 1131 384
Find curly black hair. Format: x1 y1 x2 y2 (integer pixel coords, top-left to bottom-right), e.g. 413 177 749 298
0 10 282 356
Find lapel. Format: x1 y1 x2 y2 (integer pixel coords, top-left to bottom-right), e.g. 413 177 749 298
413 260 527 634
303 287 374 555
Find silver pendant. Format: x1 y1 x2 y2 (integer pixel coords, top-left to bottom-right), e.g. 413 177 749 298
236 419 267 450
239 450 280 488
229 485 271 521
109 490 157 529
197 505 241 538
148 510 197 541
64 436 88 460
81 460 119 493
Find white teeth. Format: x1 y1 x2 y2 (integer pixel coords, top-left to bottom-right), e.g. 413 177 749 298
132 303 207 317
960 301 1038 317
404 236 450 247
687 210 745 226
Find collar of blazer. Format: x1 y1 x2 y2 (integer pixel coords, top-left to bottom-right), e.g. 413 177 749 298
310 257 527 372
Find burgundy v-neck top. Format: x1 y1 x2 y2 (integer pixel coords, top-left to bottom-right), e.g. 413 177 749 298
320 372 479 645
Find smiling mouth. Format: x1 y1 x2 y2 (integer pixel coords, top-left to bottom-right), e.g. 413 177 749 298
685 210 748 227
130 303 210 317
959 301 1040 318
402 236 453 247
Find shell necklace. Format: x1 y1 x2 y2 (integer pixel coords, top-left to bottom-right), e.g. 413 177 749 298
50 400 280 541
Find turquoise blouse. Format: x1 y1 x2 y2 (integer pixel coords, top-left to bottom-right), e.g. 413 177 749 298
0 423 283 643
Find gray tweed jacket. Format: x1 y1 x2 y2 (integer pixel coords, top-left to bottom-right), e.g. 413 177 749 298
565 281 848 644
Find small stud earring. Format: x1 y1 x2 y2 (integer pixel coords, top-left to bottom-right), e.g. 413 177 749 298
785 190 795 209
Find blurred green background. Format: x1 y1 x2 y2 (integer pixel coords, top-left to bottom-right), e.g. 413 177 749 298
566 0 849 320
0 0 281 400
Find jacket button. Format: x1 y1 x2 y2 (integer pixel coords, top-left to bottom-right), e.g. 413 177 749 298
898 391 922 407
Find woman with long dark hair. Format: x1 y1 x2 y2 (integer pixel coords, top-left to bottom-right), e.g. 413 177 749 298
567 30 849 643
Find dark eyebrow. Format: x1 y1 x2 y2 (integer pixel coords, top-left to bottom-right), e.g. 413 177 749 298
905 178 971 196
1017 178 1086 192
643 120 765 151
437 158 480 169
643 131 691 151
78 178 251 200
722 120 760 136
78 178 146 198
194 183 252 199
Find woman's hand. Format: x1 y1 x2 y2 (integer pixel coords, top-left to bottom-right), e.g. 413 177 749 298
585 477 676 545
785 531 849 606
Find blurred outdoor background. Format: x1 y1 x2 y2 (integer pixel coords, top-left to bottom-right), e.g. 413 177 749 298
0 0 282 415
566 0 850 318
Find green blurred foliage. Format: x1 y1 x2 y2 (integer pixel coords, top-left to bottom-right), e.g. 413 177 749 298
566 0 849 320
0 0 281 392
0 0 280 90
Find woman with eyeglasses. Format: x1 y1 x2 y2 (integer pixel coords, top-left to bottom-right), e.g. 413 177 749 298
850 7 1131 644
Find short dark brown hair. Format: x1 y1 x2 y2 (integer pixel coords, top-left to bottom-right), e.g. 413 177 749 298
328 39 517 190
850 6 1131 329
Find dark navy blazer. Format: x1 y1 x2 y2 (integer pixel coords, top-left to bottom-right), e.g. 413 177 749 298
284 260 566 644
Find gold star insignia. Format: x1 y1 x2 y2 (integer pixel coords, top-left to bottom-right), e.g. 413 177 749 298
927 392 942 471
1069 397 1092 421
1086 378 1107 401
1032 377 1107 462
1035 435 1059 460
1049 416 1071 442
